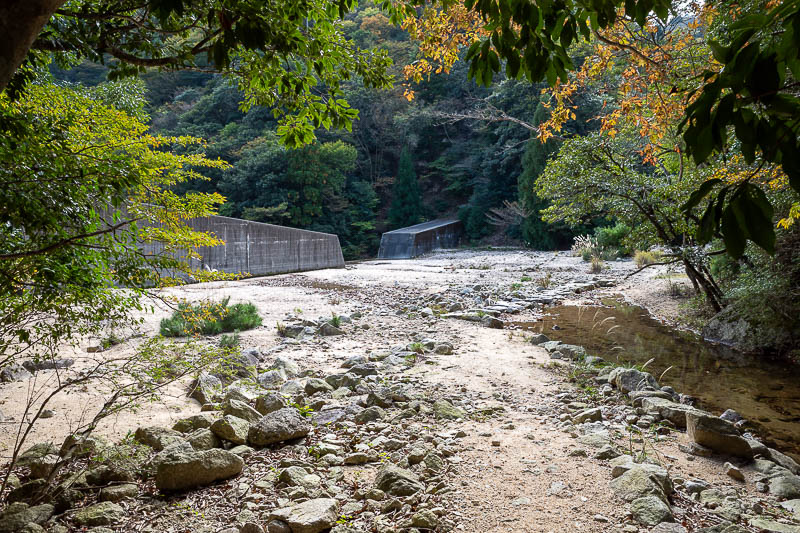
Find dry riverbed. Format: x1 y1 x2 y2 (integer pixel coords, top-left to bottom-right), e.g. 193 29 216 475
1 249 799 533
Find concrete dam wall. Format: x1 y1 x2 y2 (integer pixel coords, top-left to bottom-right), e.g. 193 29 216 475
377 219 463 259
145 215 345 277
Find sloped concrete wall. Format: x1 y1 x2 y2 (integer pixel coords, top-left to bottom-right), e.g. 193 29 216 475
378 219 462 259
145 215 344 277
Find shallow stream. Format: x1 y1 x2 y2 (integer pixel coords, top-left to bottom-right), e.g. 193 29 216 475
515 299 800 461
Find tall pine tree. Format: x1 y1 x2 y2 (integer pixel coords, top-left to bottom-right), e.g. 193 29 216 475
388 146 422 228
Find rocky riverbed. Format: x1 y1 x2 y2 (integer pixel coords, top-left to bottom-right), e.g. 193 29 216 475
1 249 799 532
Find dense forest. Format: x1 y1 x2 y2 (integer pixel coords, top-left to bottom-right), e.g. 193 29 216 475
52 3 596 259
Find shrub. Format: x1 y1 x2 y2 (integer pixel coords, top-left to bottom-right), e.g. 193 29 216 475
594 223 630 252
571 234 598 260
590 255 604 273
160 297 262 337
634 250 663 269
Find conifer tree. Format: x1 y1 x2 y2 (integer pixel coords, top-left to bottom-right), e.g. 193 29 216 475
388 146 422 229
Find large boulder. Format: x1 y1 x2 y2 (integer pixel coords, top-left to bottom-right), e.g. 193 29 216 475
769 474 800 500
0 503 53 533
257 370 286 389
641 397 708 428
610 464 672 503
155 448 243 491
223 400 262 424
268 498 338 533
172 413 217 433
186 428 221 451
609 367 659 393
255 392 287 415
134 427 185 451
22 358 74 372
685 412 753 458
73 502 125 527
247 408 311 446
374 464 424 496
268 356 301 378
631 495 673 526
210 415 250 445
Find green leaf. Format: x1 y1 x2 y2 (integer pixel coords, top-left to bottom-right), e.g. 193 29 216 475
682 178 721 212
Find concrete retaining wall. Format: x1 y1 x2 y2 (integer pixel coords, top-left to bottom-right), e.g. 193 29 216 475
144 215 345 277
377 219 462 259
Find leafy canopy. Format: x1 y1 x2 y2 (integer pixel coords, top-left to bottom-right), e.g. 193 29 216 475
0 80 229 365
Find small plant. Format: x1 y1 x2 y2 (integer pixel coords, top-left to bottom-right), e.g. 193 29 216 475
219 331 240 348
520 275 532 282
329 312 342 328
535 272 553 289
476 310 487 318
408 341 424 354
289 401 314 418
590 255 604 273
510 282 522 291
294 307 304 315
404 353 417 365
276 322 287 337
571 234 599 260
634 250 663 268
101 330 124 349
160 297 262 337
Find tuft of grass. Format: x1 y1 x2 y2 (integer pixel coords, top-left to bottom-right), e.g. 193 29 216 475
329 312 342 328
634 250 663 269
536 272 553 289
408 341 424 354
219 331 240 348
520 275 532 282
589 255 604 273
160 297 262 337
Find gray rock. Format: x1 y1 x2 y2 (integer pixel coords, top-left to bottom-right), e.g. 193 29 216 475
348 363 378 377
313 408 346 426
374 464 424 496
155 448 243 491
768 448 800 475
172 413 217 433
186 428 221 450
433 399 466 420
610 464 672 502
724 462 744 481
279 380 304 395
269 356 301 378
609 367 659 393
651 523 687 533
281 324 306 339
481 316 504 329
134 426 185 451
223 400 262 424
257 370 286 389
631 495 673 526
434 342 454 355
73 502 125 527
747 518 800 533
769 474 800 499
22 358 74 372
0 364 33 382
354 406 385 425
248 408 311 446
189 372 222 405
685 412 753 458
268 498 338 533
641 397 706 428
211 415 250 445
255 392 287 415
319 323 345 336
529 334 550 345
573 408 602 424
0 503 54 533
325 373 360 390
779 499 800 519
98 484 138 502
305 378 334 396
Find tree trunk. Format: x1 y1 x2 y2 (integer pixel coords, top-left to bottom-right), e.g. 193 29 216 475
0 0 66 92
683 258 723 312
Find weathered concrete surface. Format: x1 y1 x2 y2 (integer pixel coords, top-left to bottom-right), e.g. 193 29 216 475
144 215 345 277
377 219 462 259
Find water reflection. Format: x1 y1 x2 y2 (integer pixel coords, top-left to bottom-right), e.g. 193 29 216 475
515 299 800 460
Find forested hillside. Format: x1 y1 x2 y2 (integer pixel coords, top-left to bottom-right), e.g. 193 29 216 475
53 3 591 259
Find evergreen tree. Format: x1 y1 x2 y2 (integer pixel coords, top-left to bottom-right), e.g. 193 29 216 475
388 146 422 229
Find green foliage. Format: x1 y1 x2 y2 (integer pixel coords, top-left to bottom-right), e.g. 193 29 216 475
329 312 342 328
388 146 422 229
160 298 262 337
595 223 631 255
11 0 394 147
0 80 227 366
